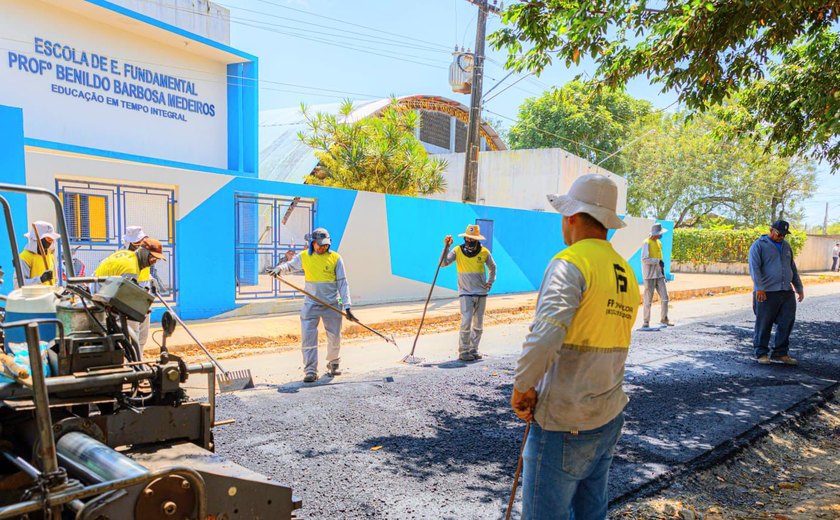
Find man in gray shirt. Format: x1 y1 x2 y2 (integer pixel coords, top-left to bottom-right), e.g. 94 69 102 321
748 220 804 365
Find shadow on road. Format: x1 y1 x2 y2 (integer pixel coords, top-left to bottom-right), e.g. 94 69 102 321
349 318 839 506
355 377 523 507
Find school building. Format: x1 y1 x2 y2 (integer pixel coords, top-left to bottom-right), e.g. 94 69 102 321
0 0 672 320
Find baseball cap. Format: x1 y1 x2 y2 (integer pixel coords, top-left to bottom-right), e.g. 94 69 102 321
139 238 166 260
771 220 791 236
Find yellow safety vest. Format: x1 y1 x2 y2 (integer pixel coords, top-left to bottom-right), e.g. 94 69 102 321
454 246 490 273
138 267 151 283
95 250 140 278
19 250 56 285
554 239 640 349
644 238 663 260
300 250 340 282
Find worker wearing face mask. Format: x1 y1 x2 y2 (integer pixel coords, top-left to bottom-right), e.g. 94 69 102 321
268 228 354 383
18 221 61 287
442 224 497 362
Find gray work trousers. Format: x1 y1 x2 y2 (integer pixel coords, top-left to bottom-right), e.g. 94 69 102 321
301 304 342 376
128 315 150 358
643 277 669 324
459 295 487 354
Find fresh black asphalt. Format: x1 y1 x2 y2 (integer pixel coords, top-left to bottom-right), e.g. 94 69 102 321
215 293 840 519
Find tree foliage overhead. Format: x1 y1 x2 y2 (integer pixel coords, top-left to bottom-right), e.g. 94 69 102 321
490 1 840 171
298 100 447 196
506 80 652 174
624 109 817 227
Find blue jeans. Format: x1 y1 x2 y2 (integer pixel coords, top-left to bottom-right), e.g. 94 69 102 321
521 412 624 520
753 290 796 359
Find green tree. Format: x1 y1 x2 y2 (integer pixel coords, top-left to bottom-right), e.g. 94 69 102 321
298 100 447 196
624 110 816 227
490 1 840 171
507 80 652 174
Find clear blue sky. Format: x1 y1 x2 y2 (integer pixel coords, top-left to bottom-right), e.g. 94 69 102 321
219 0 839 227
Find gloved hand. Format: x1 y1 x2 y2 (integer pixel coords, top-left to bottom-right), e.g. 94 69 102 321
266 265 282 277
345 308 359 322
40 270 53 283
511 387 538 422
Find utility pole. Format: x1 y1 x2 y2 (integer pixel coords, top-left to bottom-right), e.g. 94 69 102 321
824 202 829 235
461 0 501 203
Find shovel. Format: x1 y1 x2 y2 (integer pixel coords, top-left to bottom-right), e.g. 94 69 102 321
401 243 449 364
269 274 399 350
154 293 254 392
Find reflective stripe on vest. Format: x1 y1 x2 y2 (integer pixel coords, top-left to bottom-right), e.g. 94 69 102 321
554 239 640 350
301 250 340 282
454 246 490 273
94 250 140 277
20 250 56 285
644 238 663 260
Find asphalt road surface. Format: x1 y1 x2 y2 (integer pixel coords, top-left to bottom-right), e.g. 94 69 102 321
215 293 840 519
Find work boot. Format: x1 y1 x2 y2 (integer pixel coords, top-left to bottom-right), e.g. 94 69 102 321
642 322 650 329
470 351 483 360
458 353 475 362
771 355 798 366
327 361 341 376
756 356 771 365
660 319 674 326
303 373 317 383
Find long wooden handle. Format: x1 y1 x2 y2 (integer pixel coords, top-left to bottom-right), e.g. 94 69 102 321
408 244 449 356
505 421 531 520
31 224 48 265
271 274 397 346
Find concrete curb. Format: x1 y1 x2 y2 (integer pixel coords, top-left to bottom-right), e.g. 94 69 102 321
609 381 840 510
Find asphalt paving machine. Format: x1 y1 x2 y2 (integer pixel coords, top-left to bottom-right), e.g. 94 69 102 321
0 183 300 519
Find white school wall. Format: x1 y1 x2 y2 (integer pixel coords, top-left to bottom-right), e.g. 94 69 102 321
430 148 628 214
0 0 231 169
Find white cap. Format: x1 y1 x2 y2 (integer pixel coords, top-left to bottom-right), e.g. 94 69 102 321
546 174 625 229
24 221 61 241
309 227 331 246
123 226 147 245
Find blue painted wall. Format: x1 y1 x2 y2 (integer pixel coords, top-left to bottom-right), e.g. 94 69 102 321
177 178 357 319
384 195 667 294
0 105 28 297
226 61 259 176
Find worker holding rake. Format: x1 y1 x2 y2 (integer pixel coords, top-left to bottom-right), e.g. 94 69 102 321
442 224 497 362
269 228 356 383
18 221 61 287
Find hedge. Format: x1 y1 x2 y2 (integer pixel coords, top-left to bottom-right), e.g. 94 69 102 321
672 227 807 264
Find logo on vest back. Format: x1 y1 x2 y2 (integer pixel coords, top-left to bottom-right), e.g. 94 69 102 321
613 264 628 293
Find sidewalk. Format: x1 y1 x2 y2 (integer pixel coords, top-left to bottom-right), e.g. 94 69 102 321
154 271 840 352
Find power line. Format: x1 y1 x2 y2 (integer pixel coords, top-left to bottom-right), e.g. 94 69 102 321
484 109 612 156
249 0 452 51
483 72 534 103
233 19 448 70
213 2 451 54
130 0 451 68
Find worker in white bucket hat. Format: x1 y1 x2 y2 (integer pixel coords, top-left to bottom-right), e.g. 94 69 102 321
641 223 672 328
442 223 497 362
119 226 156 349
18 220 61 287
511 174 639 520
